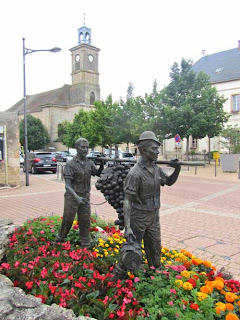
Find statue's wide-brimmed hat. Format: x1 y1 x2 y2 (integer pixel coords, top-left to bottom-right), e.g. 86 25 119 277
136 131 160 145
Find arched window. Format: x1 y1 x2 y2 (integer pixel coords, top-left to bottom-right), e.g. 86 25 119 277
90 92 95 105
85 32 90 44
79 33 84 43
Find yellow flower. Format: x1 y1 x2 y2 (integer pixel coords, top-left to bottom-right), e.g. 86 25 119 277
105 244 109 248
166 261 172 265
181 270 191 278
197 292 208 301
215 302 225 314
104 251 109 256
182 282 193 290
73 220 78 225
175 280 183 288
114 249 119 253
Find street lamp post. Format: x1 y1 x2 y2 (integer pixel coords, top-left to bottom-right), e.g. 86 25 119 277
22 38 61 186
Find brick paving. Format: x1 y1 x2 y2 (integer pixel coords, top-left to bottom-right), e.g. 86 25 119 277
0 164 240 281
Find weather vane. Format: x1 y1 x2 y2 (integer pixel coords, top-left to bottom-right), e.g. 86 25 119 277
84 13 86 26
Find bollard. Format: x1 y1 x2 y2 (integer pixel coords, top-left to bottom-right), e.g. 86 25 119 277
238 161 240 179
195 166 197 175
215 160 217 177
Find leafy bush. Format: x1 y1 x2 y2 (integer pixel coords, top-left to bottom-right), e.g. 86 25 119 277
1 216 240 320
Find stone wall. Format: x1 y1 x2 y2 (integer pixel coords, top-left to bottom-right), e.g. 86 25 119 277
0 112 20 187
0 220 96 320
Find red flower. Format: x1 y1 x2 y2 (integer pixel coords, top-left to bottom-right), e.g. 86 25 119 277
40 267 48 278
25 281 34 290
116 310 125 317
35 294 47 303
190 303 199 310
187 278 196 288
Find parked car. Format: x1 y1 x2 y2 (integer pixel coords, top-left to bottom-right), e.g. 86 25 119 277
86 151 105 165
19 154 24 167
54 151 71 162
120 152 136 164
107 151 135 165
23 152 57 174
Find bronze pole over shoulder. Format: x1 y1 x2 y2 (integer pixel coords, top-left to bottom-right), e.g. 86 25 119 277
87 156 205 167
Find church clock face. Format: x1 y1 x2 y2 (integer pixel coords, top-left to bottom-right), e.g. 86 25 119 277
88 54 93 62
75 54 80 62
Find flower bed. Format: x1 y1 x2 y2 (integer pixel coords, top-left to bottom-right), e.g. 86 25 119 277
0 215 240 320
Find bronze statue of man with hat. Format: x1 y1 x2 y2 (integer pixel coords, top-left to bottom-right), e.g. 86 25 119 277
113 131 181 279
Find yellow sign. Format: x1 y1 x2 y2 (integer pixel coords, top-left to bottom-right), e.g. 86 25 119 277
213 152 220 165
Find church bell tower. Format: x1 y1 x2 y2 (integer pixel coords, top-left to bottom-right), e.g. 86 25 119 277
70 23 100 105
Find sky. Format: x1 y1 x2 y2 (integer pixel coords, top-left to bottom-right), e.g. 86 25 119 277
1 0 240 112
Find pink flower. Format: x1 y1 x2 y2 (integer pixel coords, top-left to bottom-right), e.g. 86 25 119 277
134 277 140 282
1 263 10 270
175 275 182 279
170 289 177 294
40 267 48 278
40 230 45 234
150 276 155 280
14 261 20 268
169 301 174 306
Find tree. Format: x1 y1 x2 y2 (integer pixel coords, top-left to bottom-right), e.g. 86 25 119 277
160 58 229 157
19 115 50 151
221 125 240 153
89 95 120 150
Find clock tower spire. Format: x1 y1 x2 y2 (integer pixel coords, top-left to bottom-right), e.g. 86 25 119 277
69 21 100 105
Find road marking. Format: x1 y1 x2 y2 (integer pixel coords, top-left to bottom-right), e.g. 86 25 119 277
161 202 198 216
200 185 240 202
0 190 64 199
186 207 240 219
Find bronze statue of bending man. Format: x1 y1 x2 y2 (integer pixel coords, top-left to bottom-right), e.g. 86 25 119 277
55 138 103 248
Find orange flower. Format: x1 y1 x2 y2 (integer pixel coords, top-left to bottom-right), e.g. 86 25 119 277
192 258 203 265
225 303 234 311
203 260 212 268
215 276 225 283
201 285 213 294
225 292 238 303
225 313 239 320
214 280 225 290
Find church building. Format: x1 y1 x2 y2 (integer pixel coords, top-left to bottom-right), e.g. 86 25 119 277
7 25 101 151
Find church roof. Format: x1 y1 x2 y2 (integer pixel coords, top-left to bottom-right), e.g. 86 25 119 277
192 47 240 83
7 84 71 115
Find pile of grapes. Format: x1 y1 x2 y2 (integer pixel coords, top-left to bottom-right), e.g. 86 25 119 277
95 163 132 230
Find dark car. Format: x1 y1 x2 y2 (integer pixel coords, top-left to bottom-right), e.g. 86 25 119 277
23 152 57 174
54 151 71 162
86 151 105 165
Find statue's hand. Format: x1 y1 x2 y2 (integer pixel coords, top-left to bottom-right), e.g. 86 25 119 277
125 227 136 243
76 196 89 205
168 157 181 168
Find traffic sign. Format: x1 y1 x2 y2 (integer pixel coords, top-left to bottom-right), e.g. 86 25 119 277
174 134 181 143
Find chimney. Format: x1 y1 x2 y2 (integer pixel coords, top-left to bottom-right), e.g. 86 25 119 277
202 50 205 57
238 40 240 53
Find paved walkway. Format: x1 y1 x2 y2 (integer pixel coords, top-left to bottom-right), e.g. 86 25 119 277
0 164 240 281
